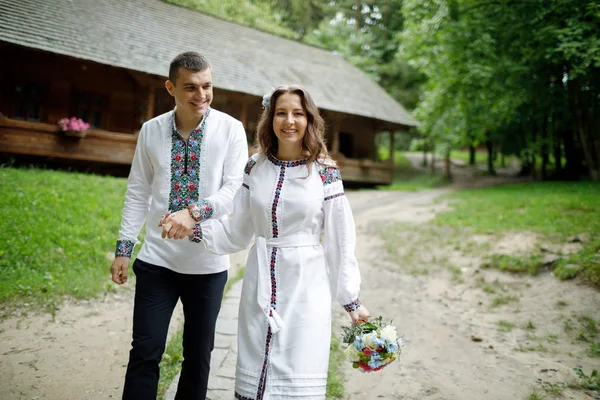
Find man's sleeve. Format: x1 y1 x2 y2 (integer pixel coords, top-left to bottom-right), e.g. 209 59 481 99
115 124 153 257
200 120 248 219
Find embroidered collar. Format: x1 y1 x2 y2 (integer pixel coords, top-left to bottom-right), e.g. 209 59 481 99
171 108 211 137
267 153 307 167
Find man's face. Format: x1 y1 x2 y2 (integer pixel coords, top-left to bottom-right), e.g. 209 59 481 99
165 67 213 118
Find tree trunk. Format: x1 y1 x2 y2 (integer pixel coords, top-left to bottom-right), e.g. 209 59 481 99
562 128 582 180
553 126 562 174
430 142 436 175
568 78 600 181
541 112 549 180
486 131 496 175
469 144 476 165
444 148 452 181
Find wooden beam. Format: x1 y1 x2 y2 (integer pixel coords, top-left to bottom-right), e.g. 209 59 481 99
389 129 395 166
331 113 341 155
146 87 155 122
240 97 248 129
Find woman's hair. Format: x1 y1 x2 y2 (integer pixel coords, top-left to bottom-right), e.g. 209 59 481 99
254 84 328 169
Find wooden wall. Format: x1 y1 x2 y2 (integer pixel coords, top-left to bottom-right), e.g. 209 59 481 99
0 43 155 134
0 43 395 184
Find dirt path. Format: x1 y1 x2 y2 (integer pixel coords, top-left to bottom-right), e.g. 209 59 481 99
1 170 598 400
335 182 600 400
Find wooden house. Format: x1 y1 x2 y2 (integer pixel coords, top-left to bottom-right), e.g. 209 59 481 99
0 0 417 184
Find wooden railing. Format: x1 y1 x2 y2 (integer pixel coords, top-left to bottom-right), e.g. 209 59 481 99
0 115 137 165
332 153 394 185
0 115 393 185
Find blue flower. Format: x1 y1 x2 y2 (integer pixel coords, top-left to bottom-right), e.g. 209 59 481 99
370 332 385 347
386 342 399 353
353 336 365 351
262 93 271 109
368 353 382 369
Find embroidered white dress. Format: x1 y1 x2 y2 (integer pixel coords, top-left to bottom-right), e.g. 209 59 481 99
201 153 362 400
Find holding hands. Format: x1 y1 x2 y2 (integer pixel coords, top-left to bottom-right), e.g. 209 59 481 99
159 210 195 239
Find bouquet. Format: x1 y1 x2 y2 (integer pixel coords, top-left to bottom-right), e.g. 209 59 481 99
342 316 403 372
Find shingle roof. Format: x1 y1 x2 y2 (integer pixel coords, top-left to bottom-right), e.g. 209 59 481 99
0 0 417 127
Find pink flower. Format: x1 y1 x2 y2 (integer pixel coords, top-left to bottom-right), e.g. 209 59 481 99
363 348 373 357
57 117 90 132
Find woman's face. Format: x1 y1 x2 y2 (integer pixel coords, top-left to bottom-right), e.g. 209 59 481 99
272 93 307 152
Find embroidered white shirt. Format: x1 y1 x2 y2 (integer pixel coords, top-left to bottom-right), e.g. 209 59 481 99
115 108 248 274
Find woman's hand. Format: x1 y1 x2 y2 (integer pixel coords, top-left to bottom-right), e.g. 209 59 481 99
159 210 195 239
349 305 370 325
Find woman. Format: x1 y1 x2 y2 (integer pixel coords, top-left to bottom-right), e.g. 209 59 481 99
201 85 369 399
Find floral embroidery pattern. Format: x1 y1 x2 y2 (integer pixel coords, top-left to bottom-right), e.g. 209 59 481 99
235 393 253 400
169 109 210 213
344 298 361 312
197 199 214 221
257 319 274 399
244 158 257 175
324 192 345 201
255 162 289 400
190 224 202 243
319 166 342 185
115 239 135 258
267 153 307 168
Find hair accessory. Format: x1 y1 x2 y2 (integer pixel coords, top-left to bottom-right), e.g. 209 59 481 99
262 93 271 109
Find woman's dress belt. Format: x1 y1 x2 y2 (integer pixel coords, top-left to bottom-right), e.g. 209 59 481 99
255 235 321 334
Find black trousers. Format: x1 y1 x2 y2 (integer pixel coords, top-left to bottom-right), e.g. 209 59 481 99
122 258 227 400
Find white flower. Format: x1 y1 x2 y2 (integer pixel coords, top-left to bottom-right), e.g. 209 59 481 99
363 332 379 350
381 325 398 343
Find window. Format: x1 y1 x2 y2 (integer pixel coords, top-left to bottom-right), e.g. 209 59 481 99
74 92 105 128
12 84 44 121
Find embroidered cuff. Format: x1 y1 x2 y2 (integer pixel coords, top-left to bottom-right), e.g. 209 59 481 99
115 239 135 258
343 298 361 312
195 199 214 222
324 192 344 201
189 224 203 243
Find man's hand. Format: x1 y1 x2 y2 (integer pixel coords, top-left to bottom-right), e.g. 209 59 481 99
110 257 130 284
349 305 370 325
159 209 195 239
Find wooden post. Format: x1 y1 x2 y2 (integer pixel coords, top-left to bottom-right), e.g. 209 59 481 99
331 114 341 155
389 128 395 166
240 97 248 129
146 86 155 122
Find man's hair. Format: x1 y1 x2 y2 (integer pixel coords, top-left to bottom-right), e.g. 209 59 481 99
168 52 211 84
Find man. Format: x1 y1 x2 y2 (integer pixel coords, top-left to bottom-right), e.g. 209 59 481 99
110 51 248 399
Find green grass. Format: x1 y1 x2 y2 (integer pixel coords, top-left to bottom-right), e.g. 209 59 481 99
491 294 520 308
435 181 600 288
376 152 447 192
554 239 600 286
498 320 515 332
435 182 600 236
524 392 545 400
0 166 131 310
482 254 544 275
326 334 345 399
158 328 184 397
